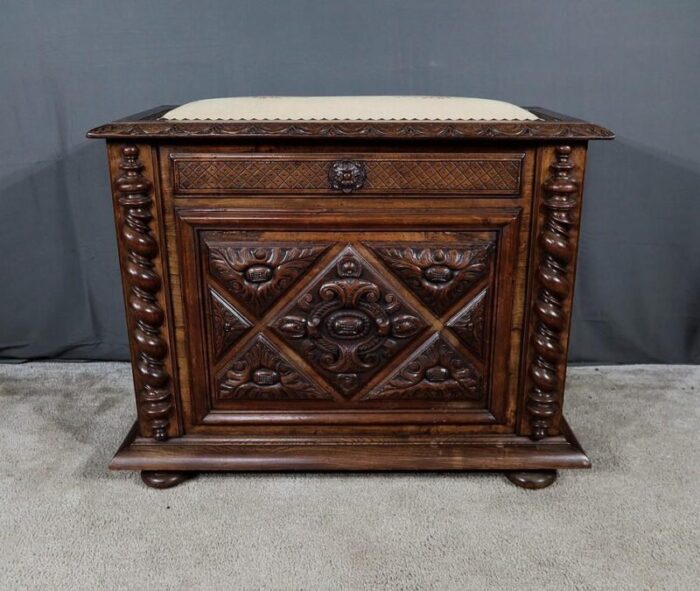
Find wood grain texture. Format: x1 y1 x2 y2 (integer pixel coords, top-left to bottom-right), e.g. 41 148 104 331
90 111 606 482
171 154 524 195
519 144 588 439
87 105 614 140
110 145 179 440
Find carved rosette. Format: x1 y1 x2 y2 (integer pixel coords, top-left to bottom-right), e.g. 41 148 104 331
328 160 367 193
115 145 172 441
526 145 579 440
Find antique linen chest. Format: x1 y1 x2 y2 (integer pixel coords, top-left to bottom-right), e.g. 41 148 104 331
88 97 613 489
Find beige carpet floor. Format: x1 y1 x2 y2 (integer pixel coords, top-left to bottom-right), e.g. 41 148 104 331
0 363 698 590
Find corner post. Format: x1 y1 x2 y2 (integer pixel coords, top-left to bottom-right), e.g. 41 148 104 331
523 144 586 440
113 144 178 441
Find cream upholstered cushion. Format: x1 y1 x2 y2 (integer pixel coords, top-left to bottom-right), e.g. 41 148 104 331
162 96 538 122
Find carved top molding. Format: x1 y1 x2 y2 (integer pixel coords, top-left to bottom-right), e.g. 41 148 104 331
87 106 614 140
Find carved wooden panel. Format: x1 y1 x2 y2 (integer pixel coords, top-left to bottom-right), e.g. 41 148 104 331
363 335 483 401
171 155 523 195
447 288 489 358
368 243 495 316
208 288 251 360
271 246 428 396
218 335 331 401
206 242 329 317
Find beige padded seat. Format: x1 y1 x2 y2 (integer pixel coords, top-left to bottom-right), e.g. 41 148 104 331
162 96 539 122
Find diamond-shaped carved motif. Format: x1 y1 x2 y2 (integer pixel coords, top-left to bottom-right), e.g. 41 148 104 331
271 246 428 396
447 288 489 358
362 335 483 401
218 335 331 401
206 242 329 317
208 288 251 360
368 243 494 316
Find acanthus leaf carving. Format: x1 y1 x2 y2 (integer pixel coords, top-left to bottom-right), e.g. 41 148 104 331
363 335 483 401
369 243 494 316
218 336 331 401
271 246 427 396
207 243 329 317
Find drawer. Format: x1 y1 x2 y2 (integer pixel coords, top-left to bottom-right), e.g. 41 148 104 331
170 153 525 196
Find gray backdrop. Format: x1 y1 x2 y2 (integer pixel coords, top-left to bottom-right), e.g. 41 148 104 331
1 0 698 363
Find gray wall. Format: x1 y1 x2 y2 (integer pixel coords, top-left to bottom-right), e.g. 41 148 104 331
1 0 698 363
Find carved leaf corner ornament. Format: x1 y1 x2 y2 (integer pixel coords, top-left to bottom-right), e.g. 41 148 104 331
364 335 483 401
218 336 330 401
369 243 495 316
207 243 329 317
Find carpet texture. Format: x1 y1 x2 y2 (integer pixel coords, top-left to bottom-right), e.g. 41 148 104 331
0 363 698 590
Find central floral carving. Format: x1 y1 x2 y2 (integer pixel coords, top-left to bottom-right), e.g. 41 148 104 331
271 246 427 396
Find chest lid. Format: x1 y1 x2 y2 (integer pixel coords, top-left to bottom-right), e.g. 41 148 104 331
87 96 614 140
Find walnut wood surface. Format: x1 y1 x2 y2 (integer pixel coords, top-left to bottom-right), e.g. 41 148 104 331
505 470 557 489
171 153 524 195
97 112 607 483
87 106 614 140
141 470 193 489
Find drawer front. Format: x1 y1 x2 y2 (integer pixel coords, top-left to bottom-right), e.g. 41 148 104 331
171 153 525 195
176 210 523 428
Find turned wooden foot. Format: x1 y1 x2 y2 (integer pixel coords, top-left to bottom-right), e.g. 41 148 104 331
140 471 194 489
505 470 557 489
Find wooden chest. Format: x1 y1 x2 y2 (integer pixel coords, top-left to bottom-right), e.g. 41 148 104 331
88 98 613 489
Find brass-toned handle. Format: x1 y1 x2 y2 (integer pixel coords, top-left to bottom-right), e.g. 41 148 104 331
328 160 367 193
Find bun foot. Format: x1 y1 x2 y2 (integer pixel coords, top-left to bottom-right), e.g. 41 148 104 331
141 471 194 489
505 470 557 489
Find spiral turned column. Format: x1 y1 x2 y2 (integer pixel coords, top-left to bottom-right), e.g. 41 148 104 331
526 145 578 440
115 145 172 441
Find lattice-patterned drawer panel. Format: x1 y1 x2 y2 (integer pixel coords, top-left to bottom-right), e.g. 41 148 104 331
170 154 524 195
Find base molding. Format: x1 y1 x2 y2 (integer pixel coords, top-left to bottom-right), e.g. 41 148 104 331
111 420 590 473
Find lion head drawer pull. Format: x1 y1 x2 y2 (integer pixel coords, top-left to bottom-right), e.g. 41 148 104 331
328 160 367 193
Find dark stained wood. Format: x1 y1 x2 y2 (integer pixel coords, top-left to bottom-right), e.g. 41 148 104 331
505 470 557 489
92 105 610 488
170 152 525 195
141 471 194 489
87 106 614 140
109 145 180 440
